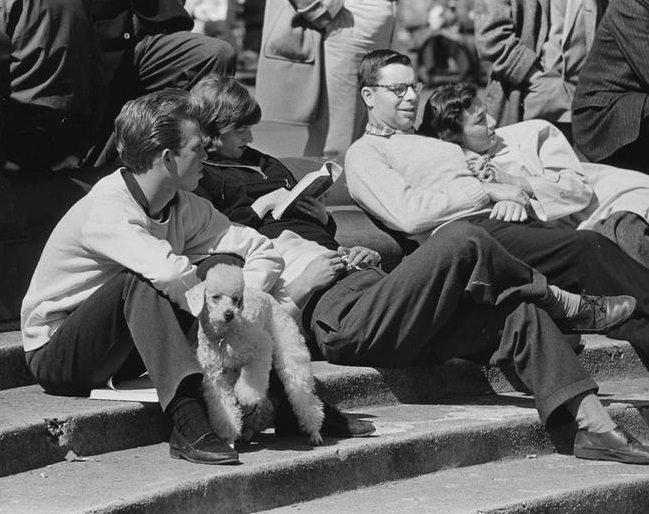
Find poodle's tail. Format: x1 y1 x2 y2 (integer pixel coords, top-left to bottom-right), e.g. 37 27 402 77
270 303 324 445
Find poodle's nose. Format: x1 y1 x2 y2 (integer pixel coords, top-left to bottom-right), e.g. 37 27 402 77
224 310 234 322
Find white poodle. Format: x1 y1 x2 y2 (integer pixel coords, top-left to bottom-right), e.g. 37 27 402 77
187 263 324 445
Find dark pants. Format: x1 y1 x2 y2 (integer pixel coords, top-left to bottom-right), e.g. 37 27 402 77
467 217 649 358
25 270 203 410
309 222 597 424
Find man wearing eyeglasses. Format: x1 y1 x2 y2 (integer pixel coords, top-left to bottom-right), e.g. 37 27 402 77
340 48 649 464
345 48 649 371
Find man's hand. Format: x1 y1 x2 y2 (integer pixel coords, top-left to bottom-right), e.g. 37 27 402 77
293 195 329 225
490 201 528 222
338 246 382 269
482 182 531 207
304 250 347 290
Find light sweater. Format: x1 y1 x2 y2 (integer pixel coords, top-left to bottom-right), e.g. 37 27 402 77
345 133 491 241
21 170 284 352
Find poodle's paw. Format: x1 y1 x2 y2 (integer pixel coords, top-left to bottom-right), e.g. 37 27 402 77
309 432 324 446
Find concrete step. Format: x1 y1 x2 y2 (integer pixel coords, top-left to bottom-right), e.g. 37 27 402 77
261 452 649 514
1 379 649 513
2 330 648 395
2 332 647 477
0 380 649 514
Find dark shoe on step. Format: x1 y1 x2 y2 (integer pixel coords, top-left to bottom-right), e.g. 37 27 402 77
169 428 240 465
574 427 649 464
565 294 636 334
320 402 376 437
275 401 376 438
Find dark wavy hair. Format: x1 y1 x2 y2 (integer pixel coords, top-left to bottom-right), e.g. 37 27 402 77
115 89 198 174
190 74 261 137
358 49 412 89
418 82 478 144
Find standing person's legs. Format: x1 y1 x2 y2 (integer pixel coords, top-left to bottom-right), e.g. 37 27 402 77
26 270 201 409
304 0 396 157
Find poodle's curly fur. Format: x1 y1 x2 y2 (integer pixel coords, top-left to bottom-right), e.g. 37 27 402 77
190 264 324 445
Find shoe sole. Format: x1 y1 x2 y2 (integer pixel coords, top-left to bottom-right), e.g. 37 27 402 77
170 447 241 465
574 446 649 464
568 297 637 334
324 426 377 438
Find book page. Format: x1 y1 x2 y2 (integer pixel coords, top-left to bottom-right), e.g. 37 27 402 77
271 161 342 220
90 374 159 403
251 188 290 218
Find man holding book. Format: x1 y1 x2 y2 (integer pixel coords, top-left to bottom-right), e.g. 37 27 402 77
190 74 649 464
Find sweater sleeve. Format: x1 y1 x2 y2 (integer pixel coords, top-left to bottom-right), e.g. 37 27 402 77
474 0 539 86
181 194 284 293
345 138 490 235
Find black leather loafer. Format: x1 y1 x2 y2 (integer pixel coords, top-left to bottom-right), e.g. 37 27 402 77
320 402 376 437
565 294 636 334
169 428 240 465
574 427 649 464
275 401 376 438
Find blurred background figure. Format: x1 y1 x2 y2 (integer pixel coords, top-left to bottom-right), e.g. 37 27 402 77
254 0 397 158
396 0 483 87
473 0 607 142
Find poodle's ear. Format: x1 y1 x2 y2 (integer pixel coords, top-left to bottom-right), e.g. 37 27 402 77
186 281 206 317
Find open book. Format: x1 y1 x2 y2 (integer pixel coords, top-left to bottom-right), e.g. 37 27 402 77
251 161 343 220
90 374 159 403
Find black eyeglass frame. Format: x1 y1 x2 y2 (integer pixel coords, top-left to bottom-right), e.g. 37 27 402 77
365 82 424 98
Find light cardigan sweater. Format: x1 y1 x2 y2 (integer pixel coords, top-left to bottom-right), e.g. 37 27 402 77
21 170 284 352
345 133 491 241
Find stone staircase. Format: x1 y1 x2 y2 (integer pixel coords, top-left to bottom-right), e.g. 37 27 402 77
2 330 649 513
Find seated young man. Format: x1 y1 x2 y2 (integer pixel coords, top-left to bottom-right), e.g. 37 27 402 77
21 89 289 466
190 74 649 464
419 81 649 271
344 49 649 363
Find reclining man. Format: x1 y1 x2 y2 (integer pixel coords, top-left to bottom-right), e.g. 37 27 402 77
345 49 649 363
190 74 649 464
20 89 367 467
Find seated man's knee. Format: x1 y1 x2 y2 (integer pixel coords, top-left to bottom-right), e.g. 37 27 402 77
430 220 495 258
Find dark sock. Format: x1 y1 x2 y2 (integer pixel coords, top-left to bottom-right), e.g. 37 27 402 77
165 381 213 442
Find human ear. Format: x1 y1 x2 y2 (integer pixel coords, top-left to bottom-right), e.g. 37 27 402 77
361 87 375 108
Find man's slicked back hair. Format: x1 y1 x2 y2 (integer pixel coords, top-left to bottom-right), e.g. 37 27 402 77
191 74 261 137
358 49 412 89
115 89 198 174
418 82 478 145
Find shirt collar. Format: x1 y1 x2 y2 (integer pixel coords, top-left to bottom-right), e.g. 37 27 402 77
364 122 415 137
120 168 176 221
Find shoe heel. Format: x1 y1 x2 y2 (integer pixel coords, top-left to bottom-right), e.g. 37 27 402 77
169 446 181 460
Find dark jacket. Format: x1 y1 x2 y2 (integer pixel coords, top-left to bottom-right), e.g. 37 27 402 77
195 147 339 250
572 0 649 162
